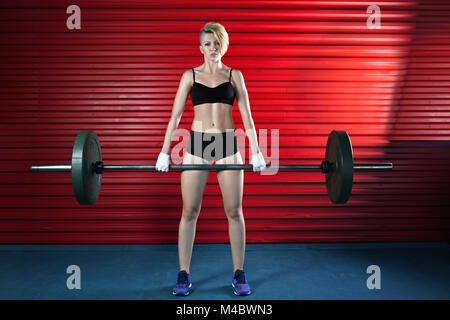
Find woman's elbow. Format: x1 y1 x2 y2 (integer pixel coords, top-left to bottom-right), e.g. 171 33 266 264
243 118 255 131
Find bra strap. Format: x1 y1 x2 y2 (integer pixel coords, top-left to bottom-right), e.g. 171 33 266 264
229 68 233 82
192 68 195 83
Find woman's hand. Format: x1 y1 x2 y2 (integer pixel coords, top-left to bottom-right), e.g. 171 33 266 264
251 152 266 172
155 152 170 172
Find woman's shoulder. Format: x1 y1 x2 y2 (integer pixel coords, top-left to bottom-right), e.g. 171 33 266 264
226 67 242 81
179 69 196 89
229 68 242 84
182 68 197 77
187 67 199 80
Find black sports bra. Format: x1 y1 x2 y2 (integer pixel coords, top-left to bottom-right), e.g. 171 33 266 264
190 68 236 107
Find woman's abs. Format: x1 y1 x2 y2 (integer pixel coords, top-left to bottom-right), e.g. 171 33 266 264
191 103 234 132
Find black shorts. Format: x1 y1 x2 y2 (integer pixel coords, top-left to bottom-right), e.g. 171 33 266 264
186 130 239 162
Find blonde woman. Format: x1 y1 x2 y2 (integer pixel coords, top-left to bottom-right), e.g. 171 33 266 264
156 22 266 296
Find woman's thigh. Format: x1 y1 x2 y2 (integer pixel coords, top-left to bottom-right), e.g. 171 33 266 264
181 152 210 211
216 152 244 212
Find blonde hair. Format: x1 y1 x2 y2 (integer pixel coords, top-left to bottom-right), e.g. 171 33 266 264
199 22 229 56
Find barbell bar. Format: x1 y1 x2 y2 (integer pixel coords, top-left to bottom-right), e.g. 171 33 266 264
30 130 393 205
30 163 392 172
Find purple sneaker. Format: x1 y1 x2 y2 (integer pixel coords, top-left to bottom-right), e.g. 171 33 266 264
232 269 251 296
173 270 192 296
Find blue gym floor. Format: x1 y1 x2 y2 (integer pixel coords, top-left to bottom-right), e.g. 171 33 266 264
0 242 449 300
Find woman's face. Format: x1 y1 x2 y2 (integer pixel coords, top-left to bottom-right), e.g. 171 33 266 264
200 33 221 61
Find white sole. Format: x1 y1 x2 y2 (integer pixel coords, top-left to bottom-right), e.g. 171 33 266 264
173 283 192 296
232 283 251 296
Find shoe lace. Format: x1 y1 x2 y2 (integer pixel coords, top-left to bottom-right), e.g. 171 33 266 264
177 272 188 284
234 270 246 284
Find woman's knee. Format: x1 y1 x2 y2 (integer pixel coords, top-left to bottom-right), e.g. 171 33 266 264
225 206 243 222
182 207 201 222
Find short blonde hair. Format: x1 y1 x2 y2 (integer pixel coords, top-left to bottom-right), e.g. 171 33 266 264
199 22 229 56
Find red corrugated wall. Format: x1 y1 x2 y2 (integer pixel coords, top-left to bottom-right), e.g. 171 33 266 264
0 0 449 243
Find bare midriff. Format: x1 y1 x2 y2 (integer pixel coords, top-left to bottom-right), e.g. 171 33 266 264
191 103 235 133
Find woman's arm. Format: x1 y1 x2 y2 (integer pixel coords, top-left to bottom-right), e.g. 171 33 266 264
233 69 261 155
160 69 192 154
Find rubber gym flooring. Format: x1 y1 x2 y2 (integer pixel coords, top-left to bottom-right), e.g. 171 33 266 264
0 242 449 300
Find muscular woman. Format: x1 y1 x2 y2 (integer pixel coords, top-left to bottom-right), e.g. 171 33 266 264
155 22 266 296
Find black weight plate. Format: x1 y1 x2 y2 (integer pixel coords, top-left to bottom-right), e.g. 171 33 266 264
71 131 102 205
325 131 354 204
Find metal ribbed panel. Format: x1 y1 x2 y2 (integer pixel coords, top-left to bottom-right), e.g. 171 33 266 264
0 0 449 243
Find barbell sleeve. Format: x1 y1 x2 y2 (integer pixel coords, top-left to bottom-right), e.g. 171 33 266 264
30 165 72 172
353 164 393 171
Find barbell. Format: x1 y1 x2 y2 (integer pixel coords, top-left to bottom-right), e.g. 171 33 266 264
30 130 393 205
